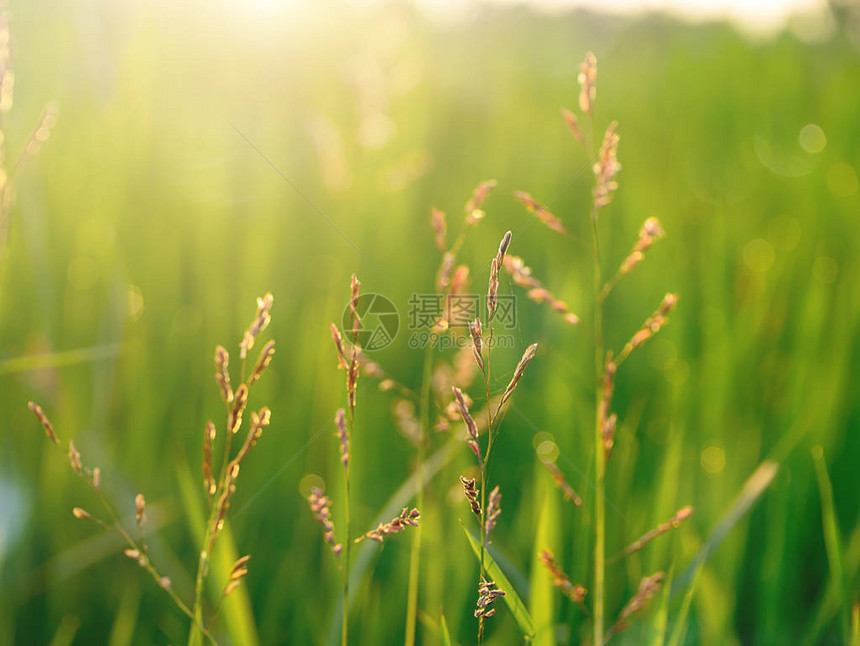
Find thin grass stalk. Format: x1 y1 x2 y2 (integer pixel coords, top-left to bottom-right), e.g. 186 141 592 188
587 122 607 646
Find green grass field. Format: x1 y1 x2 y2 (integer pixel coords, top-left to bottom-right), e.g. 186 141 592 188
1 1 858 644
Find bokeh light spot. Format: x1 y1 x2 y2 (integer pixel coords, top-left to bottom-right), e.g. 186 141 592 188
798 124 826 153
768 215 802 250
812 257 838 284
299 473 325 498
743 238 776 273
827 162 858 197
701 445 726 474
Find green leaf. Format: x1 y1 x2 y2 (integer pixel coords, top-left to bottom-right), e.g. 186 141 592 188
461 523 536 640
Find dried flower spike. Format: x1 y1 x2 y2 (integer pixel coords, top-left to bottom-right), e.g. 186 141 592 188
203 420 217 496
593 121 621 210
307 486 342 557
611 572 664 636
475 577 505 620
330 323 349 370
540 550 587 603
68 441 83 475
562 107 585 143
542 460 582 507
500 343 538 408
248 340 275 386
135 493 146 528
335 408 349 470
240 293 274 360
229 384 249 434
28 401 59 445
617 293 679 363
618 506 694 558
361 507 420 543
233 407 271 467
468 318 484 372
214 345 233 403
465 179 497 215
487 231 512 322
513 191 567 234
577 51 597 114
452 386 480 460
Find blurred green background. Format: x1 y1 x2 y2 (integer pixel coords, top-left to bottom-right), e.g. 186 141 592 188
1 0 858 644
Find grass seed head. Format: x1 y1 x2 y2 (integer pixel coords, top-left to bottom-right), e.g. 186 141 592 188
248 340 275 387
577 51 597 113
28 401 59 445
229 384 249 434
214 345 233 403
465 179 497 215
500 343 539 407
459 476 481 517
431 207 447 251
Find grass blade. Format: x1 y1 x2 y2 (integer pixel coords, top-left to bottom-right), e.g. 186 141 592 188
440 608 453 646
531 463 561 646
461 523 536 640
667 560 703 646
648 564 673 646
673 459 778 594
811 445 849 641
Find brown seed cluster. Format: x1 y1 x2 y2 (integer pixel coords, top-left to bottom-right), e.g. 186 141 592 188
431 207 447 251
460 476 481 517
539 550 587 604
361 507 420 543
474 578 505 620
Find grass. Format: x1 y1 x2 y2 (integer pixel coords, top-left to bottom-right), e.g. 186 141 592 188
1 1 859 644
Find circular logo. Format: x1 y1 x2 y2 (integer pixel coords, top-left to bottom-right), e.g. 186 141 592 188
341 293 399 351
